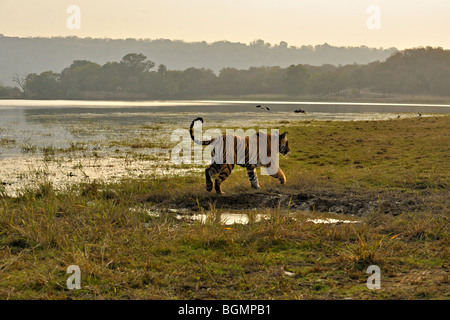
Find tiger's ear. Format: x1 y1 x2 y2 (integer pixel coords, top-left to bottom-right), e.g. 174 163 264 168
280 132 288 139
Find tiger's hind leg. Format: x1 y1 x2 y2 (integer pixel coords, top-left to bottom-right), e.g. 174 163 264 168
205 163 221 192
246 167 260 189
214 164 234 195
270 167 287 185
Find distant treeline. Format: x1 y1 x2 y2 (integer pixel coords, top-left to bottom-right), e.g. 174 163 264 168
1 47 450 99
0 36 396 86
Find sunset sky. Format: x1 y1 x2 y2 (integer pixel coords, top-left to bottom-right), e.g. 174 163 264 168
1 0 449 49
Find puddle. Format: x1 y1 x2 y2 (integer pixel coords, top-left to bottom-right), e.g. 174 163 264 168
136 207 360 226
185 214 359 225
139 209 267 226
306 218 359 224
177 213 269 225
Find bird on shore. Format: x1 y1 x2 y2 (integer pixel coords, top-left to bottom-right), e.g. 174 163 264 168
417 112 422 117
295 108 306 114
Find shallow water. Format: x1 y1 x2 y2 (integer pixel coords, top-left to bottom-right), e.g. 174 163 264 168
0 155 203 197
181 213 359 225
136 207 360 226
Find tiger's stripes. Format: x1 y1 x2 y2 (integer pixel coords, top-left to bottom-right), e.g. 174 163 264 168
190 117 290 194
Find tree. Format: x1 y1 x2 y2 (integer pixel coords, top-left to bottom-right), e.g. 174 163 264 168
98 62 123 91
60 60 101 97
180 68 217 96
120 53 155 73
119 53 155 92
161 70 182 97
157 64 167 76
0 86 21 98
12 73 28 95
283 64 309 95
25 71 61 99
0 86 9 97
218 68 248 95
350 68 366 91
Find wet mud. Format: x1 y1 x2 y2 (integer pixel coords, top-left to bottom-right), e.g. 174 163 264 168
141 187 437 217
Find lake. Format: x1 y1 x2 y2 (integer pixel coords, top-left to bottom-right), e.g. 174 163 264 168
0 99 448 196
1 98 448 154
1 99 449 120
1 98 448 128
1 98 448 152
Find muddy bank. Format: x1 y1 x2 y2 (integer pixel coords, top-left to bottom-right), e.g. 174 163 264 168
141 187 445 217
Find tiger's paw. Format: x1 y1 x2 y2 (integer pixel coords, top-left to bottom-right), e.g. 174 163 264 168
251 184 261 189
214 179 224 195
215 188 225 195
206 181 213 192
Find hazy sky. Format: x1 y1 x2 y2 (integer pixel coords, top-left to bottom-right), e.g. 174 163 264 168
1 0 449 49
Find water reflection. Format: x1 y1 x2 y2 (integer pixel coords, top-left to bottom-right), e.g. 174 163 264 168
140 209 360 226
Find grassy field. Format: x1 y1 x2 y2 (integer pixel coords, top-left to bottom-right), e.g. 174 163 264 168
0 115 448 299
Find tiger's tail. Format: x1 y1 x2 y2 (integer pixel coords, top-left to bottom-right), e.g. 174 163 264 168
190 117 214 145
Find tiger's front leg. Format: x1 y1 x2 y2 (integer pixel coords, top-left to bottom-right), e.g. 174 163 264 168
214 164 234 195
246 167 260 189
270 167 286 185
205 163 221 192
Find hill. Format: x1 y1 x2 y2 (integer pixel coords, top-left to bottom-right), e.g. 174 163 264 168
0 35 396 86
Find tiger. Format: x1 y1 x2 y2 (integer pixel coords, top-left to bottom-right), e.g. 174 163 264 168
189 117 290 194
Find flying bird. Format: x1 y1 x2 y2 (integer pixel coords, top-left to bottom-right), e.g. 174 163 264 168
256 105 270 111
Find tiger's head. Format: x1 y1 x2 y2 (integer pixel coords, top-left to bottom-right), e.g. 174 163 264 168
279 132 290 156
